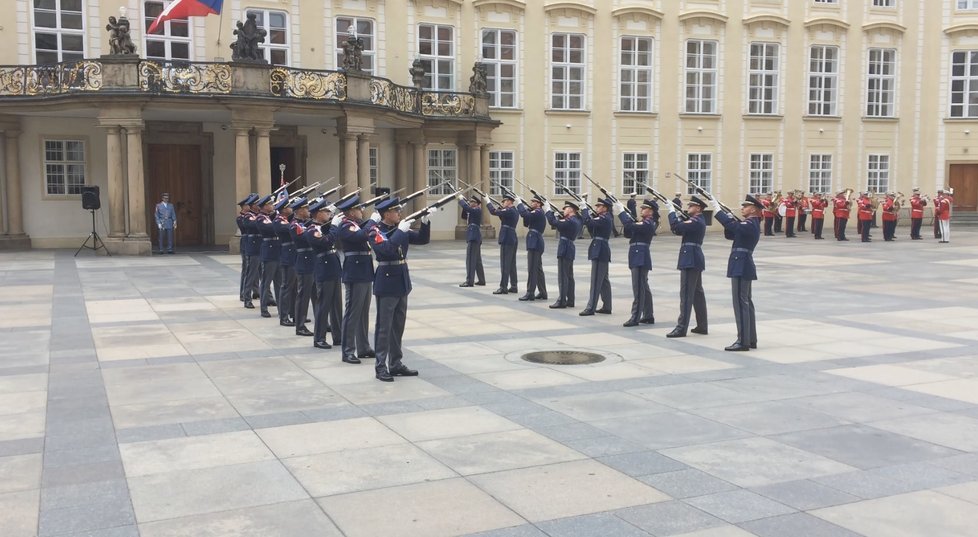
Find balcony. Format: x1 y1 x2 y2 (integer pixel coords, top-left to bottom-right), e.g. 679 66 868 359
0 59 490 121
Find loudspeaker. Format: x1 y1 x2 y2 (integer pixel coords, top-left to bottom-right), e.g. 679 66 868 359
81 185 101 210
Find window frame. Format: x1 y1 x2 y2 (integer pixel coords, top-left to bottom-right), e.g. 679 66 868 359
143 0 193 62
553 151 582 196
686 153 713 194
872 0 895 6
426 147 457 196
32 0 86 64
489 150 516 196
950 50 978 118
245 7 289 66
958 0 978 10
748 153 774 194
808 154 833 194
684 39 718 114
42 137 87 198
368 146 379 188
481 28 519 109
866 47 896 118
748 42 780 115
622 152 650 194
808 44 840 116
418 23 456 91
619 36 654 113
550 32 587 111
336 16 376 74
867 154 890 194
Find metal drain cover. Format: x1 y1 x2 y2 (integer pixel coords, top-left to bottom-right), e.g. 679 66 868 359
521 350 605 366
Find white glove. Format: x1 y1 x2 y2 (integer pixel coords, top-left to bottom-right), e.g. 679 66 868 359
421 214 430 225
514 195 524 206
582 193 589 200
158 224 162 230
613 202 625 215
457 193 466 201
326 204 337 213
331 214 343 227
398 218 415 232
369 211 382 223
711 198 722 213
668 201 677 214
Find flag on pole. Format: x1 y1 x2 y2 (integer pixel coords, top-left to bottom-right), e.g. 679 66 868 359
148 0 224 35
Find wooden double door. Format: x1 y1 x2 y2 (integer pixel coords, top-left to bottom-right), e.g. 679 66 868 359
949 163 978 212
146 144 204 246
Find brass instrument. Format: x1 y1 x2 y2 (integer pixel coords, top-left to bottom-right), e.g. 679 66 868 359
893 192 906 210
843 187 854 207
771 190 783 206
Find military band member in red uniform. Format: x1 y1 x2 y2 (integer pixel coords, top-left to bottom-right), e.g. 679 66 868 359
783 192 798 238
761 194 775 236
881 193 898 241
909 188 926 240
857 193 874 243
810 193 827 239
935 189 952 243
833 192 851 241
797 191 810 233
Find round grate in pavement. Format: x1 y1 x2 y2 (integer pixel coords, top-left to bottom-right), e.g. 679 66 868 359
521 350 606 366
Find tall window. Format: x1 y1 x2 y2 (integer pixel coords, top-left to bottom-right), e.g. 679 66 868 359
427 148 456 195
369 147 379 187
44 139 86 196
814 0 838 3
553 152 582 195
685 40 718 114
748 42 779 115
551 33 586 110
336 17 375 74
620 36 653 112
144 1 191 61
622 153 649 194
489 151 515 196
950 50 978 118
873 0 894 6
958 0 978 9
419 24 455 90
749 154 774 194
246 9 288 66
686 153 712 194
809 154 833 193
808 45 839 116
481 29 518 108
33 0 85 63
867 154 890 193
867 48 896 117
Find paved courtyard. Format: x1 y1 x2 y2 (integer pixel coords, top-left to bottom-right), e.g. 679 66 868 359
3 226 978 537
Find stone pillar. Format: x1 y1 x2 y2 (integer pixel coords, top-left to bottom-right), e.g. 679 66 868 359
395 141 409 193
468 145 481 191
357 134 372 192
411 140 427 212
255 127 272 194
3 129 24 235
125 125 148 238
342 134 358 191
233 126 252 204
481 144 491 193
104 126 126 237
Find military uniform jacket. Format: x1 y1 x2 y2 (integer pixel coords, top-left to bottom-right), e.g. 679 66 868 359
487 203 519 246
910 197 926 218
370 222 431 297
155 202 177 229
337 218 378 284
458 200 483 243
256 213 281 262
626 199 638 219
241 211 261 256
668 212 706 271
581 209 612 262
716 212 759 280
308 223 341 282
516 203 547 252
273 215 295 267
546 212 582 260
236 212 248 252
619 212 657 269
290 220 315 275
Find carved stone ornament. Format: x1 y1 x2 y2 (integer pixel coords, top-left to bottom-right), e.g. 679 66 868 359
410 58 426 89
106 16 137 55
230 13 268 63
468 62 488 97
340 34 365 72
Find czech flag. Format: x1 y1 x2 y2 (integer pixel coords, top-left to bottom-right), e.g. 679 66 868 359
148 0 223 34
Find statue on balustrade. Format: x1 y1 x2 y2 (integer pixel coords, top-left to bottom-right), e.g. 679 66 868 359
469 62 488 97
341 33 365 73
410 58 426 89
106 15 137 55
231 13 267 63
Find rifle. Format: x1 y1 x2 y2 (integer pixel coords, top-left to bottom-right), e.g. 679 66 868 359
289 180 322 201
405 191 460 222
334 188 361 208
639 183 691 219
359 187 406 209
513 177 562 213
545 174 596 213
273 177 301 195
583 173 620 205
317 185 342 199
667 172 741 221
457 178 500 206
401 179 452 206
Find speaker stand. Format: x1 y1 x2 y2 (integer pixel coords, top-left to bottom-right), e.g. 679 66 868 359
75 209 111 257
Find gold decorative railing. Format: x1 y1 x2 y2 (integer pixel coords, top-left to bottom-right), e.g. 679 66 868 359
369 78 418 113
0 61 102 96
138 61 232 94
269 67 347 100
420 91 477 117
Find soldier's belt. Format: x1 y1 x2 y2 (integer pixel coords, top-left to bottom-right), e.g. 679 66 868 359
732 247 752 253
631 242 649 247
316 249 338 257
262 237 280 241
501 225 515 230
681 242 702 248
296 248 312 253
528 229 543 234
377 260 406 266
280 241 293 246
592 237 609 242
343 251 372 257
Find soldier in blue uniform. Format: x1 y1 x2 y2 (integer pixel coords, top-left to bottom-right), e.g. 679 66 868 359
154 193 177 254
289 197 315 337
713 195 762 351
236 194 257 303
626 194 638 219
456 194 486 287
546 200 583 309
487 193 519 294
579 198 613 316
614 198 659 327
515 194 548 301
272 197 297 326
368 197 431 382
256 195 281 318
307 199 342 350
666 196 708 338
332 194 379 364
240 195 263 309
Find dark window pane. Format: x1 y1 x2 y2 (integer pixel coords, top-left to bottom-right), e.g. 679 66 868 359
62 34 84 52
171 42 189 59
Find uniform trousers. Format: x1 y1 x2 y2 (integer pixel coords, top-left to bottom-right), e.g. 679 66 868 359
239 247 247 300
797 213 807 232
294 272 313 329
812 218 825 239
835 217 848 240
464 240 485 284
278 266 296 322
499 244 518 290
556 257 575 305
629 267 653 322
676 269 707 332
785 217 796 237
342 282 373 359
526 250 547 297
910 218 923 239
259 260 280 313
731 277 756 347
939 219 951 243
883 220 897 241
314 279 342 344
763 217 774 236
585 260 611 311
374 295 408 374
861 220 872 242
243 255 261 302
158 227 174 253
774 215 783 233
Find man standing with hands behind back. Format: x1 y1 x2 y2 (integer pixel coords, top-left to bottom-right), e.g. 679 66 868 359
155 193 177 254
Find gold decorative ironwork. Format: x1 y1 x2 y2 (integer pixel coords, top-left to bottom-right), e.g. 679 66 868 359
270 68 346 100
369 78 418 113
138 61 232 94
420 91 476 117
1 61 102 96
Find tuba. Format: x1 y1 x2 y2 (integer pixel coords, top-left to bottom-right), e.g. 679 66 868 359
843 187 854 207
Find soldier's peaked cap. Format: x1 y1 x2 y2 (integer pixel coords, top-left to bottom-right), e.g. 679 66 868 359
688 195 708 208
334 194 360 211
742 194 764 210
257 194 275 207
563 200 580 211
239 193 258 206
376 197 402 212
289 197 309 210
641 199 658 210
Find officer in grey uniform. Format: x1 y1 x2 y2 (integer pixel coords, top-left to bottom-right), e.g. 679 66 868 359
307 199 342 350
487 193 519 294
256 194 281 318
546 200 583 309
368 197 430 382
615 198 659 326
714 195 762 351
333 195 379 364
289 197 315 337
457 194 486 287
666 196 708 338
241 195 263 309
579 198 613 316
515 194 548 301
236 194 257 302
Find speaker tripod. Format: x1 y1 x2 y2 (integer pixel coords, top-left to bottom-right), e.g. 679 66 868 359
74 209 111 257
